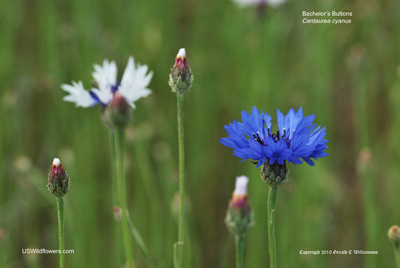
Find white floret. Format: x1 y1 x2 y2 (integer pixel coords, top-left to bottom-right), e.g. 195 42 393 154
53 158 61 167
234 176 249 195
177 48 186 58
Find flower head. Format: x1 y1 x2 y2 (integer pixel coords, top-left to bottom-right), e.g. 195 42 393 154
388 225 400 245
225 176 253 236
220 107 329 167
61 57 153 109
169 48 193 95
47 158 70 198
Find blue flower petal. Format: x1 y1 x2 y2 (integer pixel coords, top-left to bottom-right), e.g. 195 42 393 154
220 107 328 167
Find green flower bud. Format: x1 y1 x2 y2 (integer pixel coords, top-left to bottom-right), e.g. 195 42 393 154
102 92 131 129
225 176 254 236
169 48 193 95
47 158 70 198
260 161 289 186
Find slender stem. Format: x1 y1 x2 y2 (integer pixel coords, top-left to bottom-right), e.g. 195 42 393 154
268 186 277 268
109 130 117 205
393 243 400 268
109 130 123 266
111 129 155 268
127 216 156 268
57 198 64 268
235 235 245 268
174 94 185 268
115 128 133 267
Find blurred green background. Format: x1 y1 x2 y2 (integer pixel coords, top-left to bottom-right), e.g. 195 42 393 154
1 0 400 267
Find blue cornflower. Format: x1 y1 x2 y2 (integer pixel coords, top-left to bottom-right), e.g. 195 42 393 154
220 107 329 167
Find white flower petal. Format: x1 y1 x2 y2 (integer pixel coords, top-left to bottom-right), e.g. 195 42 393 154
91 87 112 105
234 176 249 195
125 88 152 104
121 57 135 87
53 158 61 166
177 48 186 59
61 81 97 108
119 56 153 108
233 0 261 6
233 0 285 7
92 59 117 103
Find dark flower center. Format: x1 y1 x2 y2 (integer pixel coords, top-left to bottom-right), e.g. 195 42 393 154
111 82 120 93
252 128 288 145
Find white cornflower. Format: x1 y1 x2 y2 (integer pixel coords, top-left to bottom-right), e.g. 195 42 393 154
233 0 286 7
61 57 153 109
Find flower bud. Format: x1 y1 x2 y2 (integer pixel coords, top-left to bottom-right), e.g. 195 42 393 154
388 225 400 246
169 48 193 95
47 158 70 198
261 161 289 186
103 92 131 129
225 176 254 236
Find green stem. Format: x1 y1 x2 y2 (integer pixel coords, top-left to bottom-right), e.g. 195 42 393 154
115 128 133 267
127 217 156 268
393 243 400 268
109 130 117 205
174 94 185 268
235 235 245 268
268 186 277 268
109 130 122 266
57 198 64 268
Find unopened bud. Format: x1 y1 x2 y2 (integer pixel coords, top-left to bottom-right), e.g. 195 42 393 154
47 158 70 198
169 48 193 95
103 92 131 129
388 225 400 246
261 161 289 186
225 176 254 236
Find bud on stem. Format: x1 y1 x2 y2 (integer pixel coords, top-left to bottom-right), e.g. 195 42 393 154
169 48 193 95
261 160 289 187
225 176 254 236
103 92 131 129
388 225 400 268
389 225 400 246
47 158 70 198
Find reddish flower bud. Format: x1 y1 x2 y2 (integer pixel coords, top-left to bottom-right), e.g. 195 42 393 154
47 158 70 198
103 92 131 129
169 48 193 95
225 176 254 236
